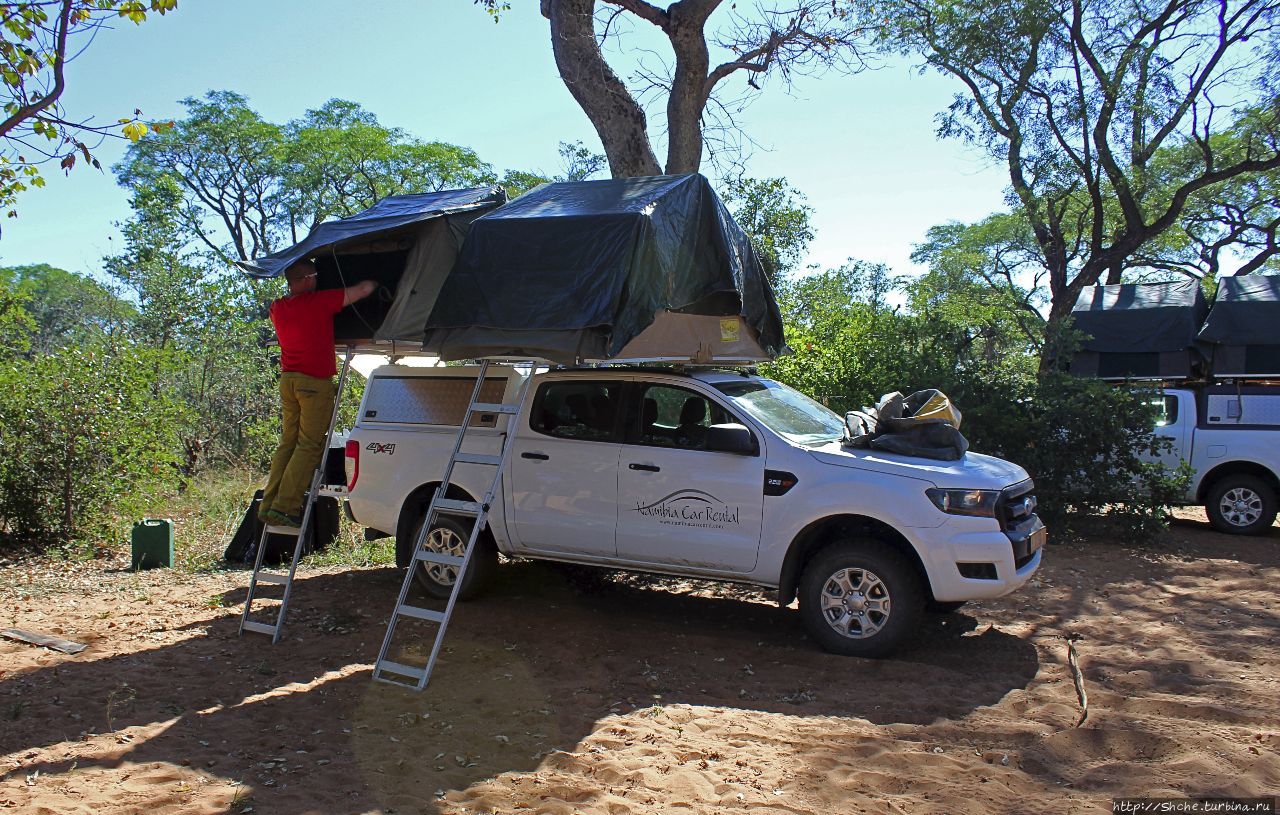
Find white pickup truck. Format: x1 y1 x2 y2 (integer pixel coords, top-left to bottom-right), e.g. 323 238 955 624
1153 385 1280 535
342 365 1044 656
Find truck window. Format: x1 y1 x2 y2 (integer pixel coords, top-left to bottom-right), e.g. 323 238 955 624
627 384 734 450
530 381 623 442
1155 395 1179 428
715 379 845 445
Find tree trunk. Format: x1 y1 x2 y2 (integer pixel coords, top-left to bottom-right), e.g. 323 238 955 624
545 0 662 177
665 2 717 173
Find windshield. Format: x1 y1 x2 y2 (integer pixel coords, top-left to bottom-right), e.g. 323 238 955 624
714 379 845 445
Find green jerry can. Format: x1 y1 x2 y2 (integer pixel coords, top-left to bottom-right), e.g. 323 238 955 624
131 518 174 570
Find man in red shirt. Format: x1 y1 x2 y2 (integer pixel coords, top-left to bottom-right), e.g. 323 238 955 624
260 259 375 526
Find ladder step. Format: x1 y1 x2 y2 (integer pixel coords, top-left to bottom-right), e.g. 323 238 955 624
255 572 289 585
376 660 427 682
264 524 302 536
414 549 465 567
317 486 349 498
434 497 481 516
241 620 278 636
396 604 446 623
453 452 503 466
471 402 519 415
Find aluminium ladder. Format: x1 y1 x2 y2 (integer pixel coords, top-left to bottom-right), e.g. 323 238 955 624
372 359 537 691
239 347 356 643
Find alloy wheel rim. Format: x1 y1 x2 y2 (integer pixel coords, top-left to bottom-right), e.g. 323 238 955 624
819 567 891 639
1220 487 1264 527
423 526 465 585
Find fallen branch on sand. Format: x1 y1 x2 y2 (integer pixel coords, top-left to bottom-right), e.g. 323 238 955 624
1067 638 1089 727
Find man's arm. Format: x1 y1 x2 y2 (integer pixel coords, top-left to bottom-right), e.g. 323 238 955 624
343 280 377 307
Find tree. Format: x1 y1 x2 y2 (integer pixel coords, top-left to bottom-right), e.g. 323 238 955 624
0 0 177 217
504 0 871 176
0 263 133 353
115 91 285 263
720 175 814 284
876 0 1280 361
117 92 508 262
275 99 497 243
104 176 278 480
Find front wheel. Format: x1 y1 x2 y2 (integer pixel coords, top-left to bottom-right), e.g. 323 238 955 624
400 511 498 601
1205 474 1278 536
798 539 924 658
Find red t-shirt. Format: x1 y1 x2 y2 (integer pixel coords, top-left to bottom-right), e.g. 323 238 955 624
270 289 346 378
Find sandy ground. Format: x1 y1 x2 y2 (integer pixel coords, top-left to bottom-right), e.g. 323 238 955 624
1 510 1277 815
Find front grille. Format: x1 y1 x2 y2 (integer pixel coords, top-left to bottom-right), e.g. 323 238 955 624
1014 551 1036 570
999 479 1036 531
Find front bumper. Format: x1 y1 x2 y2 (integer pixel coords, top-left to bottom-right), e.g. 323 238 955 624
922 514 1045 602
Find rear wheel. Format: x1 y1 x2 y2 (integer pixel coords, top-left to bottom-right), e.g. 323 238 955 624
1205 474 1277 536
398 506 498 600
798 539 924 658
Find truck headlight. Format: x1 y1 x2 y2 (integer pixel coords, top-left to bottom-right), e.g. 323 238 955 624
926 488 1000 517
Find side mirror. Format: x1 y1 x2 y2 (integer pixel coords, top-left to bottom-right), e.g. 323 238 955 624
705 423 757 455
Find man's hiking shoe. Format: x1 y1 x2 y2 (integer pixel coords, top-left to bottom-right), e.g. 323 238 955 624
264 509 302 528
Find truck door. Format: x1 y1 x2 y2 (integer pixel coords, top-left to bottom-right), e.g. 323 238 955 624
507 379 623 558
615 382 765 573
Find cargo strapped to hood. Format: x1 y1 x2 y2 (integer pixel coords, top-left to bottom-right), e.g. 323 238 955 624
843 390 969 461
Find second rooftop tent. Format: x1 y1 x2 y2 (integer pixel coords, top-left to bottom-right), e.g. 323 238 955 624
1197 274 1280 379
1067 279 1209 381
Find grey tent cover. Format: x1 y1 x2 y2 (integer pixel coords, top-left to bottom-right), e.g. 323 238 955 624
1198 274 1280 345
1071 280 1208 353
422 174 785 365
237 187 506 279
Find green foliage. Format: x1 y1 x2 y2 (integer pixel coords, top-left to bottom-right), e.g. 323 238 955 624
0 276 35 357
721 176 815 285
0 0 177 217
766 261 1186 538
104 175 278 480
0 341 181 549
0 263 134 353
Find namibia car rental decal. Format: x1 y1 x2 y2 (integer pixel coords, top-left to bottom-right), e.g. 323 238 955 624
633 490 741 529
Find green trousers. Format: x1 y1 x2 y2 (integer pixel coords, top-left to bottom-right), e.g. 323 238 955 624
261 372 335 519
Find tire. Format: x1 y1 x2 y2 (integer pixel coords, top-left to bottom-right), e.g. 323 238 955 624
399 509 498 601
925 600 967 614
1205 474 1278 536
798 538 925 658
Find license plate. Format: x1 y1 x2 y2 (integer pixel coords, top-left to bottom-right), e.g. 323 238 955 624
1029 526 1047 553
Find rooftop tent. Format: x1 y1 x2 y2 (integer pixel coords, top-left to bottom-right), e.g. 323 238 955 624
1068 279 1209 379
238 186 507 348
1198 274 1280 377
421 174 786 365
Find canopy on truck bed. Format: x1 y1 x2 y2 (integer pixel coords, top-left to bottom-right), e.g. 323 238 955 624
1198 273 1280 377
421 173 785 365
237 186 507 348
1069 280 1208 379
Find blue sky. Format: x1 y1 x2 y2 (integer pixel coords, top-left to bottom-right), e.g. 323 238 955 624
0 0 1009 280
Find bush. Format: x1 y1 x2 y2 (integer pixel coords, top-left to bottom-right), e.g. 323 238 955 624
764 263 1188 541
0 343 182 551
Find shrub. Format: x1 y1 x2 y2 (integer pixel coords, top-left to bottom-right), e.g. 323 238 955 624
0 342 182 551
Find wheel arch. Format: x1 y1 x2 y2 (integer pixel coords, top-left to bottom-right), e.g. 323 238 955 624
394 481 492 568
1195 460 1280 503
777 514 931 607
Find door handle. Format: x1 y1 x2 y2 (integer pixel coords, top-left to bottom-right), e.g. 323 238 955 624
521 452 550 461
629 463 660 472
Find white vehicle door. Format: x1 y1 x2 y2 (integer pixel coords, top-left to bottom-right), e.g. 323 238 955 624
507 379 623 558
615 382 765 573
